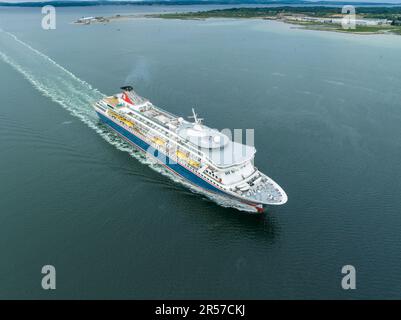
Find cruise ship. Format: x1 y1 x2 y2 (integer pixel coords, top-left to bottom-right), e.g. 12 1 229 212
94 86 288 212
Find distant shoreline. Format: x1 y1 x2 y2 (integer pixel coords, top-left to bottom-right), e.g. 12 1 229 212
2 1 401 8
72 6 401 36
149 6 401 35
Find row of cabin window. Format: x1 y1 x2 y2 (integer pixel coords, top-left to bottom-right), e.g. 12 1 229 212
205 169 219 179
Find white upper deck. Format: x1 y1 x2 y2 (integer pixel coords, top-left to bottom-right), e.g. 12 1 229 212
106 90 256 168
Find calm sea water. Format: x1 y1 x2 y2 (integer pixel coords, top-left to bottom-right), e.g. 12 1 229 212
1 5 401 299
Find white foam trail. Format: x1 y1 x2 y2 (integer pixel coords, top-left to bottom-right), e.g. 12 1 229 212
0 30 256 213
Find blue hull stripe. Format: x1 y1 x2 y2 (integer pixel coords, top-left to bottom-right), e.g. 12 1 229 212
96 112 225 195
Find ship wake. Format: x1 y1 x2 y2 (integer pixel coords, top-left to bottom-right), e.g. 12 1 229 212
0 30 257 213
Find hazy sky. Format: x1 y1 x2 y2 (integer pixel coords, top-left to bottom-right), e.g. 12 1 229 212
0 0 400 3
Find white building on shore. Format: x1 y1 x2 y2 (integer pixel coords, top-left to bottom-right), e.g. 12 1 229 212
285 15 391 26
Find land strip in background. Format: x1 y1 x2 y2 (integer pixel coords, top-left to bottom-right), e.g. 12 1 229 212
149 7 401 35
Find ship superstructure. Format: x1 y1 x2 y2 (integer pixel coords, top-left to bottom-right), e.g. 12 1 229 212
94 86 287 212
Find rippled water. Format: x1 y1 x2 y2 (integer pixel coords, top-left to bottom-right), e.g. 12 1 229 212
1 5 401 299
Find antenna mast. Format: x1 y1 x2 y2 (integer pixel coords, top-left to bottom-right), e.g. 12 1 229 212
189 108 203 125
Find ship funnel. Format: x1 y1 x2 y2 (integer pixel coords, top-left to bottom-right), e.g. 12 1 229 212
120 86 133 92
120 86 148 105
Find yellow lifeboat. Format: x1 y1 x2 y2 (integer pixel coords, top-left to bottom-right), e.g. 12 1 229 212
122 119 133 127
108 110 134 127
151 137 166 146
188 159 200 168
176 150 188 160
